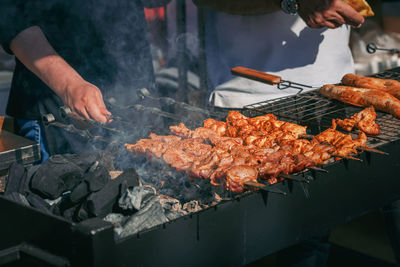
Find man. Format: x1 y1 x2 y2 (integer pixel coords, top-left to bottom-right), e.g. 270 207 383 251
193 0 364 108
1 0 170 162
193 0 365 266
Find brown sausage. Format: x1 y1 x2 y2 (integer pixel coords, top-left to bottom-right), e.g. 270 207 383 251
342 73 400 100
319 84 400 118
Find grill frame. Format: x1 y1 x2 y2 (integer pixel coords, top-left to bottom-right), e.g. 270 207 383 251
2 68 400 266
2 144 400 266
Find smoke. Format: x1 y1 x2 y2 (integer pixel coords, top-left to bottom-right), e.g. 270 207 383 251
3 0 226 208
166 0 201 64
114 149 231 206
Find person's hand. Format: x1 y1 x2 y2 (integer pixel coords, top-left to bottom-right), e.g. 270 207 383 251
298 0 364 29
61 80 111 123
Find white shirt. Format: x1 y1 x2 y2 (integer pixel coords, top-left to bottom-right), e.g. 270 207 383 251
205 10 355 108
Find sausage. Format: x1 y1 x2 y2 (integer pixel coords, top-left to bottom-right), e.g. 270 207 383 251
319 84 400 118
342 73 400 100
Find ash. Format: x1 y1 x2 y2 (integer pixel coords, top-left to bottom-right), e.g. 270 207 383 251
115 150 232 209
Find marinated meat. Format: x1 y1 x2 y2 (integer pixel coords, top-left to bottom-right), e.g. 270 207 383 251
335 106 380 135
225 165 258 193
126 111 371 192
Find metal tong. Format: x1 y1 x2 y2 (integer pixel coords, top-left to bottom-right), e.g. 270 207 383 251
42 112 111 143
366 43 400 54
135 88 227 119
59 106 123 134
231 66 315 94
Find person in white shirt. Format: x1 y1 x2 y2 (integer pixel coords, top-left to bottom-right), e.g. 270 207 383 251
193 1 364 266
194 0 364 108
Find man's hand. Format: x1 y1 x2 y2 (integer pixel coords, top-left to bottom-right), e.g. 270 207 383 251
298 0 364 29
10 26 111 123
62 81 111 123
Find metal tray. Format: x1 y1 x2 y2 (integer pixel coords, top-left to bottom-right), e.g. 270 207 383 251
0 130 40 171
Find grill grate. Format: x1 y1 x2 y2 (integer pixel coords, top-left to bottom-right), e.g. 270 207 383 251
243 67 400 147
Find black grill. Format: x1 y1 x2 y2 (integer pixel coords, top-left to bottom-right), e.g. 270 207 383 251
2 68 400 267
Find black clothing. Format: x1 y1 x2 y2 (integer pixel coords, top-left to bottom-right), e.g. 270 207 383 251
2 0 156 120
1 0 169 154
0 2 28 54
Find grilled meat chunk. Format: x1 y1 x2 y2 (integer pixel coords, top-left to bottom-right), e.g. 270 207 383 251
335 106 380 135
225 165 258 193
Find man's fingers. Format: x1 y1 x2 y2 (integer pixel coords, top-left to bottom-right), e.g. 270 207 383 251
86 102 108 123
96 96 112 122
72 105 90 121
307 17 339 29
337 1 364 27
326 15 343 28
64 82 112 124
343 15 364 28
102 108 113 122
97 97 111 117
299 0 365 29
341 12 364 27
324 20 340 29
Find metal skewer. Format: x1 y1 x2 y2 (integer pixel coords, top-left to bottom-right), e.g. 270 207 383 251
279 173 310 183
308 166 328 173
332 154 362 162
357 146 389 155
366 43 400 54
59 106 124 135
244 181 287 195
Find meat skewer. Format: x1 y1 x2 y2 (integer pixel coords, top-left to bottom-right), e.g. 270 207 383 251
128 127 351 190
126 108 382 193
312 121 367 159
301 131 387 155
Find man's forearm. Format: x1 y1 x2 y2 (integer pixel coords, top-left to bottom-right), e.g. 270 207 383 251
10 26 111 122
192 0 281 15
10 26 84 99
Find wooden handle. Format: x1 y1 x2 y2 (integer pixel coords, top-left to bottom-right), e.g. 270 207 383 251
231 66 282 85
